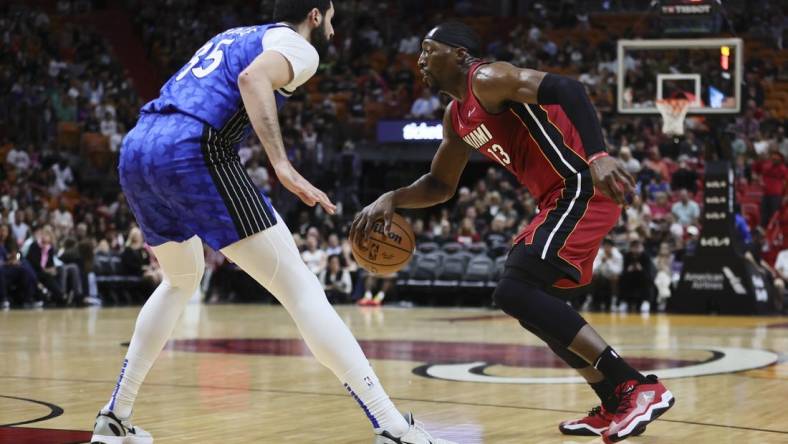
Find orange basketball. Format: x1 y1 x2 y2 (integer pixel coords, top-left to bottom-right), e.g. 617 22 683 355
351 213 415 275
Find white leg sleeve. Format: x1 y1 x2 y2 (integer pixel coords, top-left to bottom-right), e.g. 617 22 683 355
105 236 204 418
221 218 408 435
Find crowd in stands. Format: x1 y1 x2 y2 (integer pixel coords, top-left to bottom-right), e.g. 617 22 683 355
0 4 151 309
1 1 786 312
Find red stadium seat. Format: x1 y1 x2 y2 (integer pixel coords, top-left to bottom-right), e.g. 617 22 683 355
57 121 81 150
81 132 112 170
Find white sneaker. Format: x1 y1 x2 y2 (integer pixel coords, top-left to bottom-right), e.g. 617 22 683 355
618 301 628 313
640 300 651 313
83 296 103 306
1 300 9 311
375 412 456 444
90 410 153 444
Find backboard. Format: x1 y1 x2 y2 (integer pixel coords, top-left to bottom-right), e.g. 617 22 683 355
617 38 743 115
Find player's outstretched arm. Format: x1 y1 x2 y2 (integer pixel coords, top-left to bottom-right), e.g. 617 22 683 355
350 106 471 242
238 50 335 214
473 62 635 205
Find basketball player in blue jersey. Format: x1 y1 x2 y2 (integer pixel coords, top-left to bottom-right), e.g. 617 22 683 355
90 2 454 443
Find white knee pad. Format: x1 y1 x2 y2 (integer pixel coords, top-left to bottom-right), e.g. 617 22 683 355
153 236 205 294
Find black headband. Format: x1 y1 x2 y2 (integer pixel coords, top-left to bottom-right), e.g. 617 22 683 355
424 23 481 56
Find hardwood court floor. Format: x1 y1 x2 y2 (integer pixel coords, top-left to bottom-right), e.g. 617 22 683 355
1 305 786 443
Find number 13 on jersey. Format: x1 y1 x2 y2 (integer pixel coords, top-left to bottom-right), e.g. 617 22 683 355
176 38 234 81
488 143 511 166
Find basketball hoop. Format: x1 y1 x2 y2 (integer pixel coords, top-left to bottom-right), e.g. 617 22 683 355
656 98 691 136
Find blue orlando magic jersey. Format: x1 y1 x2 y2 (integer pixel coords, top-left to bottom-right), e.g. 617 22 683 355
141 24 294 144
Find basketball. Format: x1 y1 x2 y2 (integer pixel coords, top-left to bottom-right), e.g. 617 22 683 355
351 213 415 275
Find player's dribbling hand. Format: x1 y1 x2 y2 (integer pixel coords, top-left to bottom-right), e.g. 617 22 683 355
274 162 336 215
589 155 636 206
350 192 395 244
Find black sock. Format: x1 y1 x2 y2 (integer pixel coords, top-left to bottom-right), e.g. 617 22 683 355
593 346 644 386
590 380 618 411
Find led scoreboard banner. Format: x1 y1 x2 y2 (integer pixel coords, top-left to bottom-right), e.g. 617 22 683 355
377 120 443 143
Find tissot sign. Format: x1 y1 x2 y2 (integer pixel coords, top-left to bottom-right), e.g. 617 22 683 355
661 4 712 14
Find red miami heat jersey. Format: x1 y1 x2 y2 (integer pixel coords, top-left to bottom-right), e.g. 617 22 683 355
450 61 621 288
449 62 593 205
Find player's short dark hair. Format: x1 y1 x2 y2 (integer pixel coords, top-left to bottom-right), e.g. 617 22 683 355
273 0 332 24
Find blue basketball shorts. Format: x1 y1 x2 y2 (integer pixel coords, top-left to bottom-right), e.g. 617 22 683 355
119 112 277 250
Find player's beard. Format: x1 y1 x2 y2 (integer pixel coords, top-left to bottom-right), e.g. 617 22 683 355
310 21 329 59
422 71 442 95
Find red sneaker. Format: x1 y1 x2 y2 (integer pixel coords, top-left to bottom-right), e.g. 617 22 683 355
560 406 647 437
559 406 613 436
603 375 675 443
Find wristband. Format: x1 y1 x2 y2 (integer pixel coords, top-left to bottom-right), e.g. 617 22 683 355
588 152 609 163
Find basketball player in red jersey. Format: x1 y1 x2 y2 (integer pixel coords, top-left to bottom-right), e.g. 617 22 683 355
350 22 674 443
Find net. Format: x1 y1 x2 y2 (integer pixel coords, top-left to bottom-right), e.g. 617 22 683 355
656 98 691 136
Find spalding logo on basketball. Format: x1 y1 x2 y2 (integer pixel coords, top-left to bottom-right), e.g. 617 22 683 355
351 213 415 275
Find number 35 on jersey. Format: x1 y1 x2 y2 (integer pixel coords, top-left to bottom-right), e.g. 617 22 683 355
176 38 235 81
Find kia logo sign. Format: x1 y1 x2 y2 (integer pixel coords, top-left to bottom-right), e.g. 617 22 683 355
700 236 731 247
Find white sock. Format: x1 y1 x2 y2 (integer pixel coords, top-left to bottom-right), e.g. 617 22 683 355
221 218 409 435
342 365 409 436
104 237 204 418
